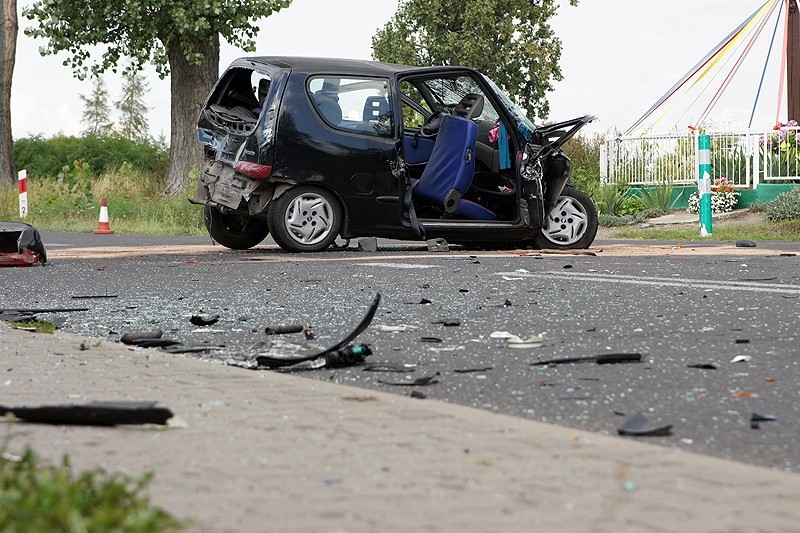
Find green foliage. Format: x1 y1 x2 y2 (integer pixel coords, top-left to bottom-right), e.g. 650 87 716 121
14 134 168 178
765 186 800 222
563 134 601 197
79 76 113 135
117 69 150 140
748 201 767 213
0 445 185 531
598 213 631 227
636 183 681 213
614 220 800 241
10 319 56 333
595 185 629 216
372 0 578 121
24 0 293 79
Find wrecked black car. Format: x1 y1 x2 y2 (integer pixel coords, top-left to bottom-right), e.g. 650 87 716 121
196 57 597 253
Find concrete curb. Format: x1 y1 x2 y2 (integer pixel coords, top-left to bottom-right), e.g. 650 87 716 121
2 325 799 532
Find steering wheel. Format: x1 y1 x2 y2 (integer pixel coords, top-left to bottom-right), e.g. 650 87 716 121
420 110 447 136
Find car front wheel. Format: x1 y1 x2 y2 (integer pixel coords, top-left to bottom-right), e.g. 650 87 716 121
534 186 598 249
204 205 270 250
268 186 342 252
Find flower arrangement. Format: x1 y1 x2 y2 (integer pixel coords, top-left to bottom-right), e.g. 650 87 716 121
687 177 740 213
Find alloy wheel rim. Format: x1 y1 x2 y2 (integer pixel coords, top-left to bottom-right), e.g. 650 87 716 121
285 193 334 245
541 196 588 245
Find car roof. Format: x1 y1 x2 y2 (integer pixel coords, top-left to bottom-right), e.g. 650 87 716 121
230 56 474 77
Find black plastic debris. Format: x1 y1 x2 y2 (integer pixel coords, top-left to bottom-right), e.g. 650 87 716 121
161 345 225 354
750 412 778 429
0 401 173 426
531 353 642 366
254 293 380 369
0 222 47 266
617 412 672 437
735 240 757 248
264 324 304 335
362 363 414 373
735 339 750 344
132 338 182 348
687 363 718 370
379 372 441 386
454 367 493 373
432 319 461 327
409 391 427 399
71 295 118 299
190 314 220 326
419 298 432 305
563 264 574 269
419 336 443 343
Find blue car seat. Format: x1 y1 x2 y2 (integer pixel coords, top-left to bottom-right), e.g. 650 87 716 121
413 115 496 221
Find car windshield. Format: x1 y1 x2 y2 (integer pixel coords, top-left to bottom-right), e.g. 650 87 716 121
480 75 537 135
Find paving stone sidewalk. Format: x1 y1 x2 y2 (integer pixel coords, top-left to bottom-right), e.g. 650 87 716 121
2 325 799 532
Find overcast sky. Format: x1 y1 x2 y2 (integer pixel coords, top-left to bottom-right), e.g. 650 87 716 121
10 0 790 140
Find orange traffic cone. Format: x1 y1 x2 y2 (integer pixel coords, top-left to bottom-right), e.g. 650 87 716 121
93 198 115 234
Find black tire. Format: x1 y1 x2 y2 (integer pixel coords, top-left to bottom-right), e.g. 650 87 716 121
533 186 598 249
268 186 342 252
204 205 270 250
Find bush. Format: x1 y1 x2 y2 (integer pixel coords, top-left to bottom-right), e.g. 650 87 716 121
598 213 632 227
636 183 681 213
563 134 602 197
0 445 185 531
766 187 800 222
14 133 168 178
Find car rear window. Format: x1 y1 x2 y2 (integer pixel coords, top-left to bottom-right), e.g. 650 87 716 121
307 76 393 137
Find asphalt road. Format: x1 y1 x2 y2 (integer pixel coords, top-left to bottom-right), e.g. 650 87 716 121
3 232 800 471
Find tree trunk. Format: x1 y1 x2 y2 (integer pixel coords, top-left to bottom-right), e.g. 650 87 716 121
0 0 17 186
163 34 219 196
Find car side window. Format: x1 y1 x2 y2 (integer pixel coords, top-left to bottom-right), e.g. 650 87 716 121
307 77 394 137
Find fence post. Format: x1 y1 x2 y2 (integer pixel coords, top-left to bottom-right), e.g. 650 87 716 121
18 169 28 218
698 135 713 237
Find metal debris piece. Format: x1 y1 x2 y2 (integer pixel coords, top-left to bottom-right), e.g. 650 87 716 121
491 331 545 348
190 314 220 326
71 295 118 299
687 363 718 370
750 412 778 429
357 237 378 252
453 367 493 373
730 355 752 363
264 324 303 335
362 363 415 373
617 412 672 437
256 344 372 369
378 324 419 332
531 352 642 366
427 238 449 252
0 401 173 426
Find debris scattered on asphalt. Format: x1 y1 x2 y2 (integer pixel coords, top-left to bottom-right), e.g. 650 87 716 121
735 240 757 248
750 412 778 429
735 339 750 344
490 331 545 348
531 352 642 366
0 307 89 315
409 391 427 399
730 355 752 363
71 295 118 299
190 314 220 326
419 336 443 343
0 400 174 426
253 293 380 369
132 338 183 348
454 367 494 373
162 345 226 354
432 319 461 327
264 324 304 335
617 412 672 437
378 324 419 332
687 363 718 370
357 237 378 252
378 372 441 386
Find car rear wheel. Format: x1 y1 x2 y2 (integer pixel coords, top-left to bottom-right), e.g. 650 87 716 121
204 205 270 250
534 186 598 249
268 186 342 252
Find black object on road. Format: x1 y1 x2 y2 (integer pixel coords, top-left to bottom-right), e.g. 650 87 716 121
0 401 173 426
121 329 163 345
617 412 672 437
750 412 778 429
190 314 220 326
378 372 441 386
264 324 304 335
255 293 380 369
687 363 718 370
735 240 757 248
531 352 642 366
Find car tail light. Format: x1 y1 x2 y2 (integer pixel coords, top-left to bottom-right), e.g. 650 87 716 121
234 161 273 179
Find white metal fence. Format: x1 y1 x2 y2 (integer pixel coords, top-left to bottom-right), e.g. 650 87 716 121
601 127 800 188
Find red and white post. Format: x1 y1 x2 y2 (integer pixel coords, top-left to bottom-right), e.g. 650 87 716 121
18 170 28 218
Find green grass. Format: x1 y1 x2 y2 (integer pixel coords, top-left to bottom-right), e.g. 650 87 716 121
0 444 186 531
0 168 206 235
10 319 56 334
611 220 800 241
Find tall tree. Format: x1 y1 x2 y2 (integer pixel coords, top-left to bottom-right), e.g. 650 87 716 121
79 76 113 135
116 68 150 140
372 0 578 121
0 0 16 186
24 0 292 196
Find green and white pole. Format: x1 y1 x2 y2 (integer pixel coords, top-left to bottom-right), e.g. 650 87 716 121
697 134 712 237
